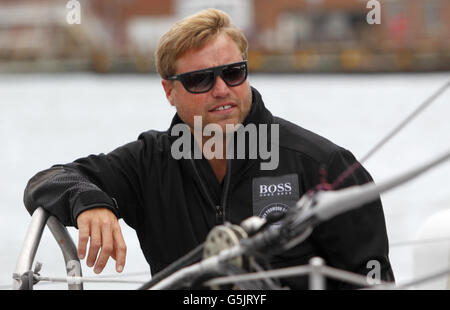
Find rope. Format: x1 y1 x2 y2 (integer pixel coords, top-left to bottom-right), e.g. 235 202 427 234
206 263 450 290
85 270 150 279
390 237 450 248
204 264 391 288
331 80 450 190
3 270 152 289
33 274 147 285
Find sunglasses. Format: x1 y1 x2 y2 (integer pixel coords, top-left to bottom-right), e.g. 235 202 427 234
166 60 248 94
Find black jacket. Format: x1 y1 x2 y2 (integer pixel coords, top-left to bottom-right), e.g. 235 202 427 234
24 87 394 289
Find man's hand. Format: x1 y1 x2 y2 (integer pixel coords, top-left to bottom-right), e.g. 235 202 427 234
76 208 127 274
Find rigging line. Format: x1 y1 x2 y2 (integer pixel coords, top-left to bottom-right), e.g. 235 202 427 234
3 270 152 289
87 270 151 279
248 259 281 290
138 242 204 290
149 245 246 289
390 236 450 248
359 80 450 165
204 264 390 288
33 274 146 285
331 80 450 190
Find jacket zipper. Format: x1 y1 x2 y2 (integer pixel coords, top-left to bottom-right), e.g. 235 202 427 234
219 159 232 223
190 158 232 225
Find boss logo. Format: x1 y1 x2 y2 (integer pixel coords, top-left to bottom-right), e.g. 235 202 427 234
253 175 299 218
259 182 292 197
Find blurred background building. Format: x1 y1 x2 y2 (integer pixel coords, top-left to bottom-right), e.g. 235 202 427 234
0 0 448 73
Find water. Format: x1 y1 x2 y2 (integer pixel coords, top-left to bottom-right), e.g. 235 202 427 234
1 72 449 289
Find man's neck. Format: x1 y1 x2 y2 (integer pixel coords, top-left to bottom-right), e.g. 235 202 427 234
190 126 234 182
207 157 227 183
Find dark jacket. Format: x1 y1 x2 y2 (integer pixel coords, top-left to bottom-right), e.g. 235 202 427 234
24 87 394 289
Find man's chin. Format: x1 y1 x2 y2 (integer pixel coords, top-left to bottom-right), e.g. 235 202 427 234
212 119 243 134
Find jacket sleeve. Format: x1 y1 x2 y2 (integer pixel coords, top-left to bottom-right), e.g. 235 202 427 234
311 148 395 288
23 137 151 229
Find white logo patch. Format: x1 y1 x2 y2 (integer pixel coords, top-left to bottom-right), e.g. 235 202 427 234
252 174 300 224
259 182 292 197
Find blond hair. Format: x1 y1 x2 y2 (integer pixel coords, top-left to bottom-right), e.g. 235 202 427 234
155 8 248 79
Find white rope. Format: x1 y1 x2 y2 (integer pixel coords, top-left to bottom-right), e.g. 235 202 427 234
34 274 147 285
2 270 151 289
204 265 311 287
390 237 450 248
85 270 150 279
204 264 390 288
206 263 450 290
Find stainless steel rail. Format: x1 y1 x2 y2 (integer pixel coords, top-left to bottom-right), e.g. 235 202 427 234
12 207 83 290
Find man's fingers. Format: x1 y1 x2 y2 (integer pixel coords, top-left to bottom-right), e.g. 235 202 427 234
77 221 90 260
86 221 101 268
94 221 114 274
76 208 126 274
113 226 127 273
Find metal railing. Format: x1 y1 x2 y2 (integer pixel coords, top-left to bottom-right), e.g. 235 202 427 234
12 207 450 290
12 207 83 290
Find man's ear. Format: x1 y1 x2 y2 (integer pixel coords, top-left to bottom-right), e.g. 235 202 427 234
162 79 175 107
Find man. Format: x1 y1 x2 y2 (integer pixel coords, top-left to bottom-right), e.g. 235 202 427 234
24 9 394 289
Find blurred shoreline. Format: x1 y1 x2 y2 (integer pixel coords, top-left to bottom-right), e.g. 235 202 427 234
1 0 449 74
1 59 449 75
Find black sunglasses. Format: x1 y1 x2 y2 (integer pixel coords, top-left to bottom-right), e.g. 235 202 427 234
166 60 248 94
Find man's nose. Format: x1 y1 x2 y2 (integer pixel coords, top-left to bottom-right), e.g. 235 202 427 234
211 75 230 98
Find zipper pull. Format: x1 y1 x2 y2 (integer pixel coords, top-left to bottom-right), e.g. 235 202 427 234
216 205 223 224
